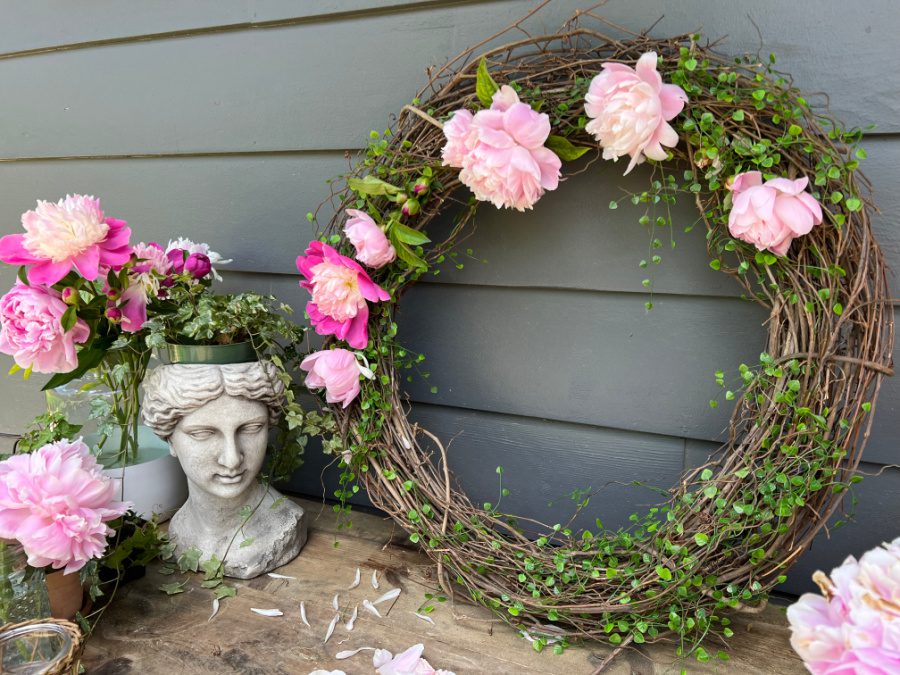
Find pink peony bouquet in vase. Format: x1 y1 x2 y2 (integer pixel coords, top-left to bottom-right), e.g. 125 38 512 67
787 537 900 674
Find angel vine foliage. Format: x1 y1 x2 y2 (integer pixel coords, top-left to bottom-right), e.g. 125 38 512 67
294 11 890 667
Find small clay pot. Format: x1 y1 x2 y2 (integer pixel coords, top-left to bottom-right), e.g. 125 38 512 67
45 570 84 621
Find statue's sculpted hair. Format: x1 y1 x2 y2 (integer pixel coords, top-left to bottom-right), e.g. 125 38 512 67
142 361 285 440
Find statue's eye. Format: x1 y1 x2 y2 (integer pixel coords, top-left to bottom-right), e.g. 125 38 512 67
240 424 264 434
187 430 214 440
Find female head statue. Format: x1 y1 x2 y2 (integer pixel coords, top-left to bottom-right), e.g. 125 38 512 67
141 360 306 578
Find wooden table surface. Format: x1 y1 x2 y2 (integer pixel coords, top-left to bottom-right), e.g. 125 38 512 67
82 498 807 674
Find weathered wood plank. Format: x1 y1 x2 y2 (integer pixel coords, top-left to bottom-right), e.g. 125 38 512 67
80 496 807 674
686 439 900 597
0 0 896 160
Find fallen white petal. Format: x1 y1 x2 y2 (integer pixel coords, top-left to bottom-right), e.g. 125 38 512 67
251 608 283 617
362 599 382 618
300 601 310 627
324 613 339 643
371 570 379 590
345 604 358 631
401 436 412 450
332 593 340 611
348 568 361 590
372 588 401 605
414 612 435 625
208 598 220 622
267 572 295 580
336 647 376 660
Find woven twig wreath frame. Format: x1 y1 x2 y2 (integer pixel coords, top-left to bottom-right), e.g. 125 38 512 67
312 7 893 659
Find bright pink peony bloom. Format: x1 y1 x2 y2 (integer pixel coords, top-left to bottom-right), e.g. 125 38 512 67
441 109 474 168
442 85 561 211
0 438 129 573
296 241 389 349
787 538 900 674
0 283 90 373
118 242 172 333
344 210 396 269
0 195 132 286
299 348 368 408
727 171 823 256
585 51 688 175
373 644 455 675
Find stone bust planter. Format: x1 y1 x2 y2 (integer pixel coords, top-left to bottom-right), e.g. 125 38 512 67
141 360 307 578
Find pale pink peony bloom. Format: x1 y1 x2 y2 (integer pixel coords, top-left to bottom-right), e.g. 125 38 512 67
442 85 561 211
727 171 823 256
300 348 372 408
585 51 688 175
787 537 900 674
0 283 90 373
373 644 455 675
0 438 130 573
119 242 171 333
296 241 389 349
0 195 132 286
344 210 396 269
441 109 474 168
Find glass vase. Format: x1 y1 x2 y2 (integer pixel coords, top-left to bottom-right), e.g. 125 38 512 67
0 541 50 624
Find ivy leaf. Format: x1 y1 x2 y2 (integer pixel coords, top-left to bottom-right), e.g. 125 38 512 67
545 135 592 161
177 546 203 573
389 229 428 271
391 222 431 246
476 57 499 106
347 175 402 197
214 585 237 600
159 581 186 595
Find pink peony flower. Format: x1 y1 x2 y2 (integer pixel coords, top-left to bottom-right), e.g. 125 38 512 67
585 51 688 175
441 109 474 168
0 283 90 373
165 238 231 282
787 538 900 674
0 438 129 573
344 210 396 269
184 253 212 279
442 85 561 211
300 348 371 408
119 242 172 333
0 195 132 286
727 171 823 256
373 644 455 675
296 241 390 349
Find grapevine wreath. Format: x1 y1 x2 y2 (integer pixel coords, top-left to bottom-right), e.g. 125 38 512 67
295 6 893 665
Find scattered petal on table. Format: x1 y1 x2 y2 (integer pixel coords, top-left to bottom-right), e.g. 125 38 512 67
300 601 311 627
414 612 435 625
371 570 379 589
348 567 361 590
208 598 220 622
362 599 382 618
372 588 401 605
324 613 340 643
251 608 283 617
332 593 340 611
267 572 296 579
336 647 376 660
345 604 358 631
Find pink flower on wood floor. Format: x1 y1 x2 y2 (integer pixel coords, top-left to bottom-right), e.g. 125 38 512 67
727 171 823 256
300 348 372 409
787 537 900 674
585 51 688 175
296 241 389 349
442 85 561 211
344 210 396 269
0 195 132 286
0 282 90 373
0 438 130 573
374 644 455 675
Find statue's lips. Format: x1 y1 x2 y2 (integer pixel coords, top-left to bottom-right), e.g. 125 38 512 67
214 471 246 484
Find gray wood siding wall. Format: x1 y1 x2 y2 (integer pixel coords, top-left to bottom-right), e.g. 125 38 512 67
0 0 897 596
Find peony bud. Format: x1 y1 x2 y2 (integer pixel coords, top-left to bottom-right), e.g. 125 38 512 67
105 307 122 321
401 198 420 217
105 287 120 301
61 287 77 306
167 248 187 274
413 177 430 195
184 253 212 279
159 276 175 288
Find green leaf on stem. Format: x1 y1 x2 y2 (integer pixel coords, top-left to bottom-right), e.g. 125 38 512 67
347 175 402 197
545 135 592 161
476 57 499 106
392 222 431 246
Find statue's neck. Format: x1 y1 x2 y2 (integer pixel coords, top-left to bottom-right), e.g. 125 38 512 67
182 480 268 533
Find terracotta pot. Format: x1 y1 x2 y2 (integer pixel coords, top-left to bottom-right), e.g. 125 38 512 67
45 570 84 620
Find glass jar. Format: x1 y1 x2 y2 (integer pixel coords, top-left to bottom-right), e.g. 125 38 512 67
44 370 115 441
0 541 50 624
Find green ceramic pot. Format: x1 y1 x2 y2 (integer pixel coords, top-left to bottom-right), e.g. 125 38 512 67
163 342 257 365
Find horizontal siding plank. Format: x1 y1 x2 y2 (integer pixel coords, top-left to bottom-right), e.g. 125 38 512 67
2 134 897 297
0 0 896 160
686 439 900 596
0 0 457 57
284 402 686 532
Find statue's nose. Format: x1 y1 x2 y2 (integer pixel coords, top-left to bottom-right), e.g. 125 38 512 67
218 434 243 471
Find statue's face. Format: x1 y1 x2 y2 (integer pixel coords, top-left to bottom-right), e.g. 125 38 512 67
168 394 269 499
